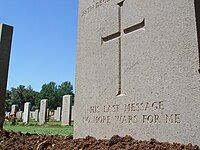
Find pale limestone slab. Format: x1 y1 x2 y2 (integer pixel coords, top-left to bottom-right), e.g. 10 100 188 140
39 99 48 124
71 106 74 121
29 111 35 119
35 109 39 122
61 95 72 125
74 0 200 146
16 111 23 120
55 107 61 121
11 105 18 115
23 102 30 124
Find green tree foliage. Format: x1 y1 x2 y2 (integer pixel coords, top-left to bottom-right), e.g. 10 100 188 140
6 81 74 111
5 85 38 111
35 82 58 110
36 81 74 110
58 81 74 104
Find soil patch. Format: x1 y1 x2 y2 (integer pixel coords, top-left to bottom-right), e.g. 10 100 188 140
0 130 199 150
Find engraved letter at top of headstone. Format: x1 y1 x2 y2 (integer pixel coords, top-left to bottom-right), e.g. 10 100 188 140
74 0 200 146
0 24 13 128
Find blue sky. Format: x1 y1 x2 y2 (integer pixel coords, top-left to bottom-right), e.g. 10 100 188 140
0 0 78 91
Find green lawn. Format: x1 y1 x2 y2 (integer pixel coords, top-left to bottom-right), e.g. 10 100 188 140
3 121 73 136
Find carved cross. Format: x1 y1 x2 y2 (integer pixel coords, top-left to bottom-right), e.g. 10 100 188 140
101 0 145 96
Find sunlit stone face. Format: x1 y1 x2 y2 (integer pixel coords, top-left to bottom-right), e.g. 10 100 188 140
74 0 200 146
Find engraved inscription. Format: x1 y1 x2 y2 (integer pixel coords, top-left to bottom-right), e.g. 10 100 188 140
81 0 112 17
84 101 181 125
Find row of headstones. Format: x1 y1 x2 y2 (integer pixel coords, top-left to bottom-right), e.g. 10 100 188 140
7 95 73 125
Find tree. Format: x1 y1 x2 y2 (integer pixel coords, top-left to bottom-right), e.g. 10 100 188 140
36 82 58 109
36 81 74 110
57 81 74 105
5 85 38 111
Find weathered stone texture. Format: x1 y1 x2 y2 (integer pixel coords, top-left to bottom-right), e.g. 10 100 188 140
39 99 48 125
61 95 72 125
74 0 200 146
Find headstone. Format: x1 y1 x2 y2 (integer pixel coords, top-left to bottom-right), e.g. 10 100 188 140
55 107 61 121
22 112 24 121
16 111 23 120
29 111 35 119
35 109 39 122
23 102 30 124
5 112 10 118
71 106 74 122
0 24 13 128
46 108 49 121
58 107 62 121
54 109 57 120
39 99 48 124
11 105 18 115
74 0 200 146
61 95 72 125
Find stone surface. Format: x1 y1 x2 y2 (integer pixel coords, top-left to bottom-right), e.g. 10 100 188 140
23 102 30 124
61 95 72 125
29 111 35 119
54 107 61 121
74 0 200 146
39 99 48 125
35 109 39 122
0 24 13 128
16 111 23 120
5 112 10 118
46 108 49 121
71 106 74 122
10 105 18 115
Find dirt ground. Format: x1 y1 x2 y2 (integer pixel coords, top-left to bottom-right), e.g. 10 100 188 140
0 130 199 150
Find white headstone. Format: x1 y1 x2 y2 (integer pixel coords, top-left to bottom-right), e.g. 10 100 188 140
29 111 35 119
16 111 23 120
74 0 200 146
11 105 18 115
35 109 39 122
39 99 48 124
71 106 74 122
23 102 30 124
54 107 61 121
61 95 72 125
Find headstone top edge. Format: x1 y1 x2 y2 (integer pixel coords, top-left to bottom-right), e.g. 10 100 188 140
63 95 72 98
0 24 13 29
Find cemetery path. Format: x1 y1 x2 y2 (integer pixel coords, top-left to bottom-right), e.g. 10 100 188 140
0 130 199 150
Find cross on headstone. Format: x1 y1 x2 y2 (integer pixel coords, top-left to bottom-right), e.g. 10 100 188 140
101 0 145 96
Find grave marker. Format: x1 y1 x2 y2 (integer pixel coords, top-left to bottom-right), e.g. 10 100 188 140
11 105 18 115
54 107 61 121
61 95 72 125
35 109 39 122
23 102 30 124
74 0 200 145
0 24 13 128
39 99 48 124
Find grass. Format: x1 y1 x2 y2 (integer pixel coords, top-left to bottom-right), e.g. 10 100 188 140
3 120 73 136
